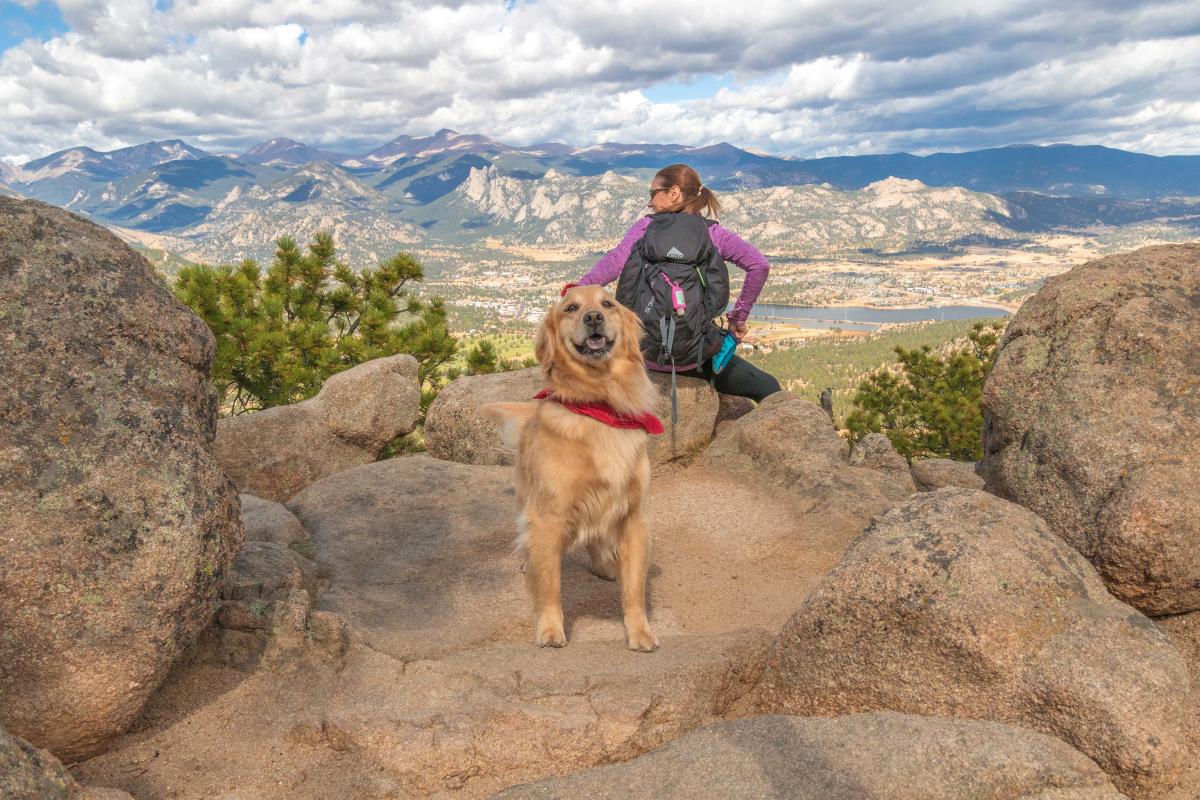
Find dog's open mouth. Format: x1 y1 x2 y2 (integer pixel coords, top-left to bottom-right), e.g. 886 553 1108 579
574 333 613 358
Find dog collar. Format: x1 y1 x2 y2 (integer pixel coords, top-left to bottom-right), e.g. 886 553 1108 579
534 390 665 435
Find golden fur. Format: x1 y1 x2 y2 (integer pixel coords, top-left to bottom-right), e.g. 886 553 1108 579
481 285 660 651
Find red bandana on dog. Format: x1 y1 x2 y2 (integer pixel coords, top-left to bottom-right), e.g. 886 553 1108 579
534 390 665 435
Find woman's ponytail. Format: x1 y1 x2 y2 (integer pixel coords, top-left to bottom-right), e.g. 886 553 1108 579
691 184 721 219
655 163 721 219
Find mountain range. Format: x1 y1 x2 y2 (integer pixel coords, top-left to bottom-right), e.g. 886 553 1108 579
3 131 1199 266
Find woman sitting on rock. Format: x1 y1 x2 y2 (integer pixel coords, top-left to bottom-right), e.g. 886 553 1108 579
571 163 780 402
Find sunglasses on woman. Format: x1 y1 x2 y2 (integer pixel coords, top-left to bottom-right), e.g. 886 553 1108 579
649 187 670 199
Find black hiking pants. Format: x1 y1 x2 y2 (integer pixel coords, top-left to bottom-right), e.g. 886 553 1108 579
670 354 781 402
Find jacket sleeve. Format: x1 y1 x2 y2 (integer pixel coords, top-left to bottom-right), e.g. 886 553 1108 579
711 224 770 326
576 217 652 286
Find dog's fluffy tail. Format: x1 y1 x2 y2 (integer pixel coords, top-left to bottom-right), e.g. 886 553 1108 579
479 402 537 451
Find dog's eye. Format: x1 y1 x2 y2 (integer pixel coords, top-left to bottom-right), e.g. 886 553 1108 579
564 303 579 313
602 300 614 308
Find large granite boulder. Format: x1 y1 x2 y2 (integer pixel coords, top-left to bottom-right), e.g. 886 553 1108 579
0 725 133 800
697 392 915 520
239 493 308 547
1 724 74 800
425 367 718 467
713 393 755 437
0 198 242 760
911 457 984 491
848 432 917 491
495 713 1125 799
980 244 1200 615
424 368 544 466
646 370 720 463
214 353 420 502
755 488 1189 798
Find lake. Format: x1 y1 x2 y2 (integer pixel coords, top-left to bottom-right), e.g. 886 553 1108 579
742 303 1012 331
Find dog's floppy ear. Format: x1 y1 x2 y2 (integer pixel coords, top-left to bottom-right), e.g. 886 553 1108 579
615 301 645 360
534 301 559 370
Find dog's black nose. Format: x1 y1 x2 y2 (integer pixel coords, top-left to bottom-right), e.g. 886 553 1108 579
583 310 605 328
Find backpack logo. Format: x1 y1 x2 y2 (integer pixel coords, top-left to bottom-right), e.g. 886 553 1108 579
665 246 684 259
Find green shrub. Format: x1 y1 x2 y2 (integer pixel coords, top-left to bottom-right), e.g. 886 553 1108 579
845 322 1003 462
174 232 457 416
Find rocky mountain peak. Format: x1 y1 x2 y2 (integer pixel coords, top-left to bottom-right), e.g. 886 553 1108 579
866 176 929 194
240 138 348 168
266 160 381 203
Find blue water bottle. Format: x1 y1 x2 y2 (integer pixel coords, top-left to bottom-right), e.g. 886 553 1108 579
712 329 738 374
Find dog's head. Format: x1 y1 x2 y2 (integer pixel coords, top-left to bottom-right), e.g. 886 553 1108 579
534 285 655 412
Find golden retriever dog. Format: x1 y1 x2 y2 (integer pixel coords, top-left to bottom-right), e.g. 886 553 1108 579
481 285 662 651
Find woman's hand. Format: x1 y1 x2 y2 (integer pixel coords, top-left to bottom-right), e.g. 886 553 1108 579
729 319 748 340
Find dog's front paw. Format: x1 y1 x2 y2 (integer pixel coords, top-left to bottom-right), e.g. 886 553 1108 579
535 621 567 648
625 626 659 652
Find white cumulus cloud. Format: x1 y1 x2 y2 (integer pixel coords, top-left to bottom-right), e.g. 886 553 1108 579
1 0 1197 164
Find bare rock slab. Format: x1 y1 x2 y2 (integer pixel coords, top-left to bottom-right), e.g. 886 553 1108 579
755 488 1189 799
73 629 766 800
287 455 525 658
495 712 1127 800
911 457 985 491
239 493 309 547
324 632 769 795
71 433 919 799
0 198 242 760
980 243 1200 615
425 367 717 467
286 453 850 660
215 353 419 502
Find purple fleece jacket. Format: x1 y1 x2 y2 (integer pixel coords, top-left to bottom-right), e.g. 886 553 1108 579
576 215 770 328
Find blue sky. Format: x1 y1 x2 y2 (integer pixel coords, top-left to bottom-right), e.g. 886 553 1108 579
643 73 736 104
1 0 1198 164
0 1 66 51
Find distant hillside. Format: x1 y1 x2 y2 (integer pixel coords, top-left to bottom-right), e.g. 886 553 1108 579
1000 192 1200 231
746 318 1003 420
5 133 1199 265
439 168 1018 257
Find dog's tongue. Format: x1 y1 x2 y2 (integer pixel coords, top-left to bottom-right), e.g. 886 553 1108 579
586 334 607 350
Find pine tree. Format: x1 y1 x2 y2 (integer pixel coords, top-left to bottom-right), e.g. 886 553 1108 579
465 340 500 375
845 322 1003 462
174 233 457 416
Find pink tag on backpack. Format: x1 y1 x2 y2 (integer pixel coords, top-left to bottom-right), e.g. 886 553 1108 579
662 273 686 316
